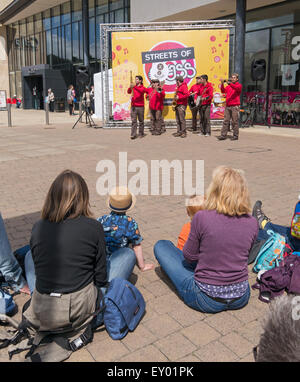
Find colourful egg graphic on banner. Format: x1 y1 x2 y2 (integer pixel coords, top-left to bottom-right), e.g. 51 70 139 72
142 41 197 94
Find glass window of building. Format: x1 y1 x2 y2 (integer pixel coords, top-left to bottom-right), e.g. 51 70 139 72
52 5 61 29
243 29 270 123
46 29 52 65
72 22 80 62
269 24 300 126
79 21 83 62
27 16 34 35
89 16 96 59
52 28 59 65
114 8 124 23
96 14 104 59
19 20 26 67
61 2 71 25
34 13 43 33
110 0 124 11
96 0 108 15
65 24 72 61
43 9 51 30
89 0 95 17
72 0 82 22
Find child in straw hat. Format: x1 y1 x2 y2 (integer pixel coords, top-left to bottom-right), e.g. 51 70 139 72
98 186 155 272
177 195 205 251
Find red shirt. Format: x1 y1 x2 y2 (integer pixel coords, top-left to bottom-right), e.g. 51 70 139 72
147 87 165 111
197 82 214 105
221 82 242 107
176 82 189 106
127 85 147 107
189 83 201 100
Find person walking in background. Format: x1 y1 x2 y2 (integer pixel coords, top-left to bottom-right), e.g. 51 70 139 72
33 86 38 110
217 73 242 141
173 76 189 138
197 75 214 137
128 75 147 140
90 85 95 115
67 85 74 116
47 89 55 112
72 87 77 115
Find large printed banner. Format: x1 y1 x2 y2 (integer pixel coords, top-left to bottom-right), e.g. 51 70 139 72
111 29 230 121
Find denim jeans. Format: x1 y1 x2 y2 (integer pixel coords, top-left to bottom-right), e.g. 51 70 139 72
258 222 300 252
0 213 26 291
154 240 250 313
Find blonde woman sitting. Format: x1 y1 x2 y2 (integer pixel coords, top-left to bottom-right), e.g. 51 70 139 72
154 166 259 313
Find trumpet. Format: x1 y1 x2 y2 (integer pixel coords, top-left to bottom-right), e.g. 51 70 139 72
157 80 165 93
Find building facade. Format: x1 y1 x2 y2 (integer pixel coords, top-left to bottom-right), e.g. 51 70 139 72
0 0 300 127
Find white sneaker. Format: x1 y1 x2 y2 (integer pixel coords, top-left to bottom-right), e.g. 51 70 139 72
205 133 210 137
198 132 205 136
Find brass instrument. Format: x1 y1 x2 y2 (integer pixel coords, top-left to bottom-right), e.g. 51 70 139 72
157 80 165 92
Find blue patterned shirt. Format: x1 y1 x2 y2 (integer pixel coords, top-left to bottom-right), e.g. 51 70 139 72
97 212 143 255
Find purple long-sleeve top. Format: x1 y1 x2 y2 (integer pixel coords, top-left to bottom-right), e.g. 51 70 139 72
183 209 259 285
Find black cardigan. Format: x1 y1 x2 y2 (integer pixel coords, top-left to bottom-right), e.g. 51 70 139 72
30 215 107 294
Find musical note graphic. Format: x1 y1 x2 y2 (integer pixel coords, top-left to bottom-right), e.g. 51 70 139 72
123 48 128 55
225 34 229 43
211 47 217 54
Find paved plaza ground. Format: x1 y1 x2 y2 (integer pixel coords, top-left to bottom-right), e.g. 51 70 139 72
0 108 300 362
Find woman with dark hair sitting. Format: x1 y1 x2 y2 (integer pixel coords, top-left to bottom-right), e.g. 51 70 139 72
154 166 259 313
25 170 136 328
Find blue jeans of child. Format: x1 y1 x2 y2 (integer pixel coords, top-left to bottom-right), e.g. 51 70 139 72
154 240 250 313
257 222 300 252
0 213 26 291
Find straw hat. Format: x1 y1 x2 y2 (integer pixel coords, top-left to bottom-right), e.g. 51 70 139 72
107 186 136 213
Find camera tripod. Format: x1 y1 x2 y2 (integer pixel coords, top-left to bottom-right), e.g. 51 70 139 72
72 103 97 129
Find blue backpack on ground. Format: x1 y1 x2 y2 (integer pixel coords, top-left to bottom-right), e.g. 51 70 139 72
253 230 286 273
0 289 16 316
103 278 145 340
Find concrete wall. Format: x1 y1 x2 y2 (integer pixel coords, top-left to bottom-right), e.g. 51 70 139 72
0 26 9 96
0 0 13 13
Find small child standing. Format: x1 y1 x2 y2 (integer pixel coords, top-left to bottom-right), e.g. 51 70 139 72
98 186 155 272
177 195 205 250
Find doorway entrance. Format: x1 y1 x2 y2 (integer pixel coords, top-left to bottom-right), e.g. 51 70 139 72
24 75 43 110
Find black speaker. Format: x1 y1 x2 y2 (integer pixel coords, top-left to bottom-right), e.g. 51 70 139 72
75 66 90 87
251 59 266 81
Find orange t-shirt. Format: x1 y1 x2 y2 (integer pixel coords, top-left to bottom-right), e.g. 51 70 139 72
177 222 191 251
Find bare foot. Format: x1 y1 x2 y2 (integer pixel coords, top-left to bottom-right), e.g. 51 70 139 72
19 284 31 295
140 263 155 272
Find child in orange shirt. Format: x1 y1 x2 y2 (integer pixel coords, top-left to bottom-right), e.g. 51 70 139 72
177 195 205 250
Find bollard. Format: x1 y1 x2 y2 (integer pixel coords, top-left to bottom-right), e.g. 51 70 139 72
7 103 12 127
45 101 49 125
